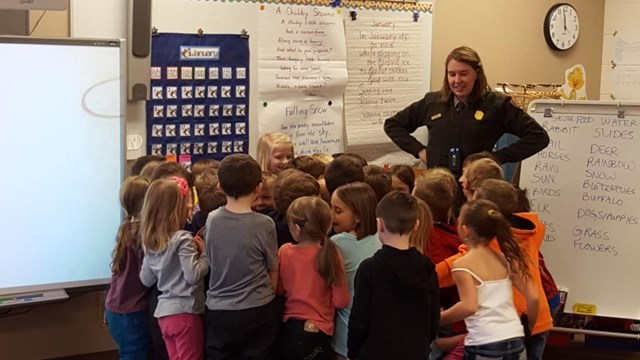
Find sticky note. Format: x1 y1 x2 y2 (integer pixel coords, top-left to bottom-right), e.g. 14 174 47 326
166 154 177 163
573 303 596 315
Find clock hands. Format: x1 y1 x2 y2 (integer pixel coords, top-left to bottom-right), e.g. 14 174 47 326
546 4 578 50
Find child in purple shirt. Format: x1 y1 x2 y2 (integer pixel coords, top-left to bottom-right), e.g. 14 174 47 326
105 176 152 360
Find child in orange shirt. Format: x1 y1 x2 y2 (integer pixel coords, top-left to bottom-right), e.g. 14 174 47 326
474 179 552 360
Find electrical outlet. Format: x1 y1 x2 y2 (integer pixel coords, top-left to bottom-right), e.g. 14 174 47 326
126 135 144 160
126 135 143 150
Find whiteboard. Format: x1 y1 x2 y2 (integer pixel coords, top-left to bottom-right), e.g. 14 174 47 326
520 99 640 320
0 37 125 296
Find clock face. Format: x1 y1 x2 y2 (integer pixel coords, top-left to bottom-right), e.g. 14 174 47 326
545 3 580 51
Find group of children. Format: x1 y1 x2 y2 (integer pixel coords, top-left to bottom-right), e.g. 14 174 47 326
104 131 558 360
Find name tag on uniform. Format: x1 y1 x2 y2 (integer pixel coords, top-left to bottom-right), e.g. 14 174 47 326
474 110 484 121
431 113 442 120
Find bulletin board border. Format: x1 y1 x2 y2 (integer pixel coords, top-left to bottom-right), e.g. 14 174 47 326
196 0 433 13
343 0 432 13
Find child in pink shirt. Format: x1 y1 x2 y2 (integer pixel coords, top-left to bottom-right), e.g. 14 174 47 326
278 196 351 360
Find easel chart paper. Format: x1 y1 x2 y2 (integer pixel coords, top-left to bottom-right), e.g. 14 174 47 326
344 9 431 163
258 4 348 155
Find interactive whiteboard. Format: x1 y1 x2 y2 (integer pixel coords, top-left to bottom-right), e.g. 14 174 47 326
0 37 125 297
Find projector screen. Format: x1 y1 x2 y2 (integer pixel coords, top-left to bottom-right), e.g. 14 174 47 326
0 37 125 296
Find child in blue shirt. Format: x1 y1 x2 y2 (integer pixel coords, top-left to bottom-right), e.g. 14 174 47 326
329 182 381 358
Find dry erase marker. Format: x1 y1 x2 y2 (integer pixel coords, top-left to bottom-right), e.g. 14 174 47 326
15 293 44 302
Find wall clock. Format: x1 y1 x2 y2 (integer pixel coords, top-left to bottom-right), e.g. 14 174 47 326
544 3 580 51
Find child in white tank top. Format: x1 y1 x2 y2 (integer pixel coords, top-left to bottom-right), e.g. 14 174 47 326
440 199 540 360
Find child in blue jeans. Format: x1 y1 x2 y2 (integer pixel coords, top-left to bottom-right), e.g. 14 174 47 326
440 200 540 360
105 176 152 360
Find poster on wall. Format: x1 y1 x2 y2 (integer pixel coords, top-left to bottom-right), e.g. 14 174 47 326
257 4 348 155
344 8 432 165
146 33 250 167
610 32 640 101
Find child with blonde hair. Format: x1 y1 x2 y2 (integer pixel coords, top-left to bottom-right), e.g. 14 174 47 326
312 153 334 166
417 167 458 206
140 177 209 360
408 197 433 255
278 196 350 359
464 158 504 200
460 157 503 201
449 152 499 214
105 176 152 360
257 132 294 174
440 199 539 360
329 182 381 359
413 169 461 262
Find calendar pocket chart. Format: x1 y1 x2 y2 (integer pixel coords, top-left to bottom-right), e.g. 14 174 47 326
146 33 250 162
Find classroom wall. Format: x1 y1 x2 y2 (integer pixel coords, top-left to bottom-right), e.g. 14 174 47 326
29 9 69 37
0 9 69 37
0 292 116 360
431 0 605 101
0 1 608 359
0 10 28 35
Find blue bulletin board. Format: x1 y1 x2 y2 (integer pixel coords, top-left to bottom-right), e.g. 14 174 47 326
146 33 250 166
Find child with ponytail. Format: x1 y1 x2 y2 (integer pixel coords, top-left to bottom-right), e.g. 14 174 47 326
440 199 539 360
105 176 152 360
278 196 350 360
